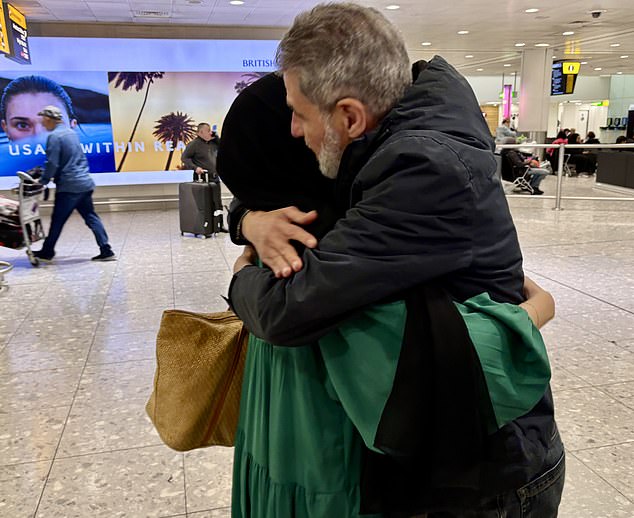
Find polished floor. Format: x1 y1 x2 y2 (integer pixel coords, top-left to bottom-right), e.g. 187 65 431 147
1 175 634 517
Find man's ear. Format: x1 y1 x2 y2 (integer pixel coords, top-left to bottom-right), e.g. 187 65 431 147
1 120 6 133
333 98 372 139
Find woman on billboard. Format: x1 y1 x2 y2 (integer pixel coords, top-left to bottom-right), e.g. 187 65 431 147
0 75 77 141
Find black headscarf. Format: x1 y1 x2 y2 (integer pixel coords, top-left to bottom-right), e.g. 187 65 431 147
217 73 336 231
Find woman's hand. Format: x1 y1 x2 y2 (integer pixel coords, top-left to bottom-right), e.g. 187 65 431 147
233 245 258 274
520 276 555 328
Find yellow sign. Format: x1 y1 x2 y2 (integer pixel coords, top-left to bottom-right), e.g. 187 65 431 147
0 1 11 55
562 62 581 75
7 3 25 28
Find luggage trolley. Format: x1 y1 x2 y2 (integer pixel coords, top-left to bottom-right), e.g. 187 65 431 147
0 168 47 268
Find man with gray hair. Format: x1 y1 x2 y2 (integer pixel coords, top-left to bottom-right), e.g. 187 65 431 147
229 3 564 516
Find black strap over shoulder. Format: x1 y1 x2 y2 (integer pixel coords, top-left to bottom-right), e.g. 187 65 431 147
361 282 494 515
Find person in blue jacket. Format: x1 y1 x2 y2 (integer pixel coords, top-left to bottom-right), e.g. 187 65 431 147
33 105 115 262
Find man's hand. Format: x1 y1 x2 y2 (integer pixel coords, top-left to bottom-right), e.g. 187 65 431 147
195 166 206 175
233 245 258 274
242 207 318 278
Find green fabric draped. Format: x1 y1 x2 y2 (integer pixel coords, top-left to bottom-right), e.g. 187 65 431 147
232 293 551 516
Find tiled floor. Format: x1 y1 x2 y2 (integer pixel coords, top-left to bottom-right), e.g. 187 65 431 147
1 175 633 517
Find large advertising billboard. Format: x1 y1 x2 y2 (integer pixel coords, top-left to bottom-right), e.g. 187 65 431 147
0 38 278 179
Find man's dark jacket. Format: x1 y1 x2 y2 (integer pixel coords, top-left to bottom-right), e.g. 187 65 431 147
229 56 562 507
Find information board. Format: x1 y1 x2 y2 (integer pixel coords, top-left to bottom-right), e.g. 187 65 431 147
0 1 11 56
551 60 579 96
4 3 29 64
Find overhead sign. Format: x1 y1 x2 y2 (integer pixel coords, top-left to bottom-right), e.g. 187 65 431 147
562 61 580 75
551 60 580 96
4 3 30 64
0 1 11 56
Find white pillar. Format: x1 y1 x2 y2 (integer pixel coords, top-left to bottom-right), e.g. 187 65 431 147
518 48 553 142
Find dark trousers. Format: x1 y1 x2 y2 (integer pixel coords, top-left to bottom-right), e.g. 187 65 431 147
41 190 111 256
388 431 565 518
407 454 565 518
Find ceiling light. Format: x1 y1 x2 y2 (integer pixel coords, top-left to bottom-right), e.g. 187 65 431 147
229 0 244 4
476 68 484 71
620 55 629 59
385 4 400 10
562 31 575 36
457 30 469 35
503 64 511 67
553 56 558 59
535 43 550 47
465 55 474 58
525 8 539 13
610 43 621 47
617 72 623 75
581 61 588 64
594 67 602 71
421 41 432 46
515 43 525 47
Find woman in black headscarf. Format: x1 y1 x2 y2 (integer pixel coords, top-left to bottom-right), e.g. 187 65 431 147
217 74 555 518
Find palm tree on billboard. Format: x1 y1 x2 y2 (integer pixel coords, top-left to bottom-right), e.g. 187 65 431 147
234 72 269 94
153 111 197 171
108 72 165 172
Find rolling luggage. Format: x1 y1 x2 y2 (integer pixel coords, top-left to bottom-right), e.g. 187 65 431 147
179 181 224 237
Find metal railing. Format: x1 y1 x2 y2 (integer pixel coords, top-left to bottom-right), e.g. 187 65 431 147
496 142 634 210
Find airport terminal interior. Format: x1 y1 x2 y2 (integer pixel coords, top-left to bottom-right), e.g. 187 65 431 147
2 1 634 517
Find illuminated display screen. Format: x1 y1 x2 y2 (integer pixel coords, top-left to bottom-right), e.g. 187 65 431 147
551 60 580 96
0 1 10 56
0 37 279 180
4 3 29 64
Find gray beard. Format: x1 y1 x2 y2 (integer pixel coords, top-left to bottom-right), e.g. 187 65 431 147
317 123 344 179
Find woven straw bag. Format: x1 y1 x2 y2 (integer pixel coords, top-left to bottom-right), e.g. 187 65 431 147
146 309 248 451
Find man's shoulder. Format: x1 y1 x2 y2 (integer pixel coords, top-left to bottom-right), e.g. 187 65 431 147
366 130 467 177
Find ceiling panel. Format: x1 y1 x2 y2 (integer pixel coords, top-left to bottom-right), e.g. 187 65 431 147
7 0 634 76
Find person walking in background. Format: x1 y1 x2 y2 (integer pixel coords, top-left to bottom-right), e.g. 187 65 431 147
495 117 516 143
33 105 115 262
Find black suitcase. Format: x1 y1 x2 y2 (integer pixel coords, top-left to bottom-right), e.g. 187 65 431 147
178 181 224 237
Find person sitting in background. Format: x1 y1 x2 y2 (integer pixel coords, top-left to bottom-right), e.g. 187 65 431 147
495 117 516 143
567 132 597 174
584 131 600 144
500 137 550 194
547 130 568 158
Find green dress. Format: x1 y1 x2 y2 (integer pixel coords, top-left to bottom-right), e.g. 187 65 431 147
231 294 550 517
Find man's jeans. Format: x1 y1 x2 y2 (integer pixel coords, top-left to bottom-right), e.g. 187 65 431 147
528 168 550 189
41 190 111 256
425 451 565 518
